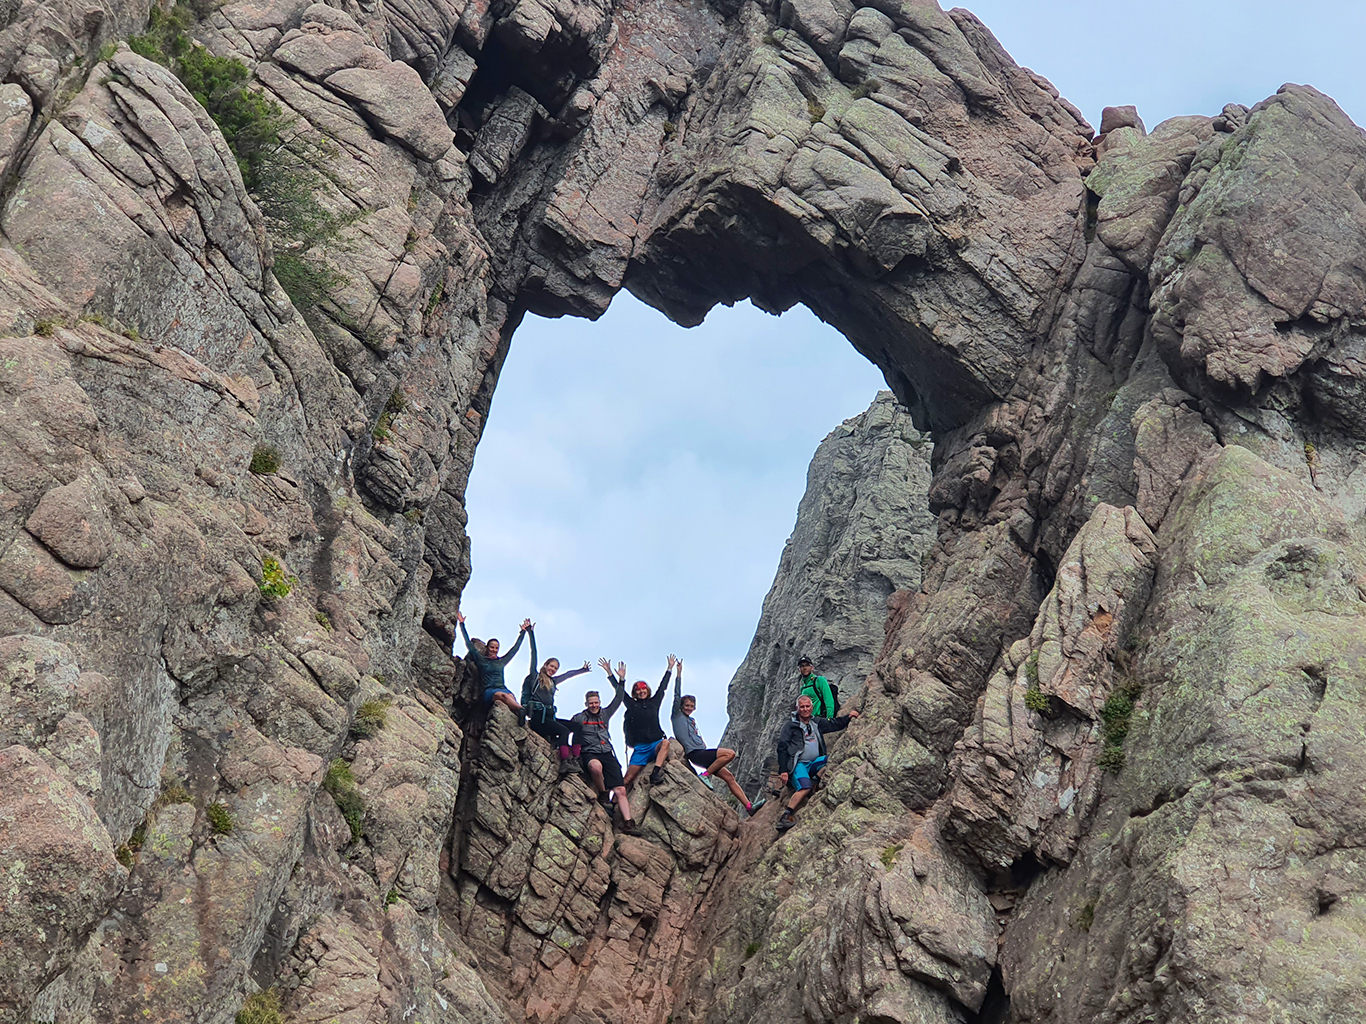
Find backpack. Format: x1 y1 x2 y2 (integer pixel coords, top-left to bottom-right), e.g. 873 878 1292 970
801 676 841 718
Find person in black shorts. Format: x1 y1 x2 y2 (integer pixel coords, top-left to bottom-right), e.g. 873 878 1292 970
568 662 637 834
670 659 765 815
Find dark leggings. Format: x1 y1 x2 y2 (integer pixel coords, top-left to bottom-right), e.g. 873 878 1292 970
528 709 573 748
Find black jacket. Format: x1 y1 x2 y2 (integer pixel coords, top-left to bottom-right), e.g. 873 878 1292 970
618 668 671 747
775 713 852 775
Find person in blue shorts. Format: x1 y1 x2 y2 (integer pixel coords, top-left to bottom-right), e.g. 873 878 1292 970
773 694 858 832
456 610 531 717
608 655 674 787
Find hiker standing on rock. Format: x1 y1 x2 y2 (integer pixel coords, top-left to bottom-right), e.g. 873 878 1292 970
796 656 840 718
774 694 858 832
521 631 591 775
671 659 765 816
457 611 531 717
614 656 673 787
570 665 638 834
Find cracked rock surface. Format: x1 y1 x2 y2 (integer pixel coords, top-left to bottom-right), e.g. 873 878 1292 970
2 0 1366 1022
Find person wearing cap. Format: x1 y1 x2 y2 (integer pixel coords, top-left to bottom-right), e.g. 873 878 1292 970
797 656 838 719
774 694 858 832
670 658 766 815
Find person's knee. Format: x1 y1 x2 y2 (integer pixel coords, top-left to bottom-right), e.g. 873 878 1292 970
717 748 735 761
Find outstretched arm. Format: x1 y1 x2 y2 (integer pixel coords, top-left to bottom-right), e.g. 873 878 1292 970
554 664 591 684
457 614 473 651
497 621 531 665
653 655 676 710
672 659 683 715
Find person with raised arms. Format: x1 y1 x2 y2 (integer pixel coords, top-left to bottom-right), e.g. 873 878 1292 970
610 656 673 787
670 659 765 815
569 661 637 834
456 611 531 717
521 629 592 775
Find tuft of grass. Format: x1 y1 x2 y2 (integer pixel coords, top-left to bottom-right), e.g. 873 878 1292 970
323 758 364 842
115 845 134 868
424 278 445 316
403 508 424 523
33 316 61 337
259 555 294 599
1097 678 1142 774
156 778 193 809
743 940 760 960
807 96 826 123
850 78 881 99
372 388 407 443
1024 687 1050 713
1075 900 1095 931
236 988 283 1024
385 885 400 906
880 843 903 870
351 697 392 738
662 120 676 137
97 41 118 63
315 610 333 631
1097 745 1126 774
1024 650 1041 687
249 444 281 474
206 802 235 834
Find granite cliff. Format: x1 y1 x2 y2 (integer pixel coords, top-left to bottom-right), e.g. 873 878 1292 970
2 0 1366 1023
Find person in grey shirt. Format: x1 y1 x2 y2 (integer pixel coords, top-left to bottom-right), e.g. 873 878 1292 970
670 659 765 816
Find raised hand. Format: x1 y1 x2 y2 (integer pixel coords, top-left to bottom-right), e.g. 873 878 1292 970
581 660 591 670
520 618 533 632
598 657 613 673
456 611 466 624
677 658 683 672
666 654 677 671
616 661 626 679
848 709 860 718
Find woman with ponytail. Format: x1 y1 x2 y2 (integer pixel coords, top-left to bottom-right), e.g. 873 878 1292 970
521 631 591 774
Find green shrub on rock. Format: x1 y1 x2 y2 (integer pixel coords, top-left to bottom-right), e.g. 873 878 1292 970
206 802 235 834
351 697 392 737
323 758 364 841
236 988 283 1024
259 555 294 599
249 444 281 474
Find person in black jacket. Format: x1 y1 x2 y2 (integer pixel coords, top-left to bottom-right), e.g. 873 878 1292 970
607 655 675 787
773 694 859 832
520 629 591 775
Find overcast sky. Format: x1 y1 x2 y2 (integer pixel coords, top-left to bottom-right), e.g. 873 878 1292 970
458 2 1366 758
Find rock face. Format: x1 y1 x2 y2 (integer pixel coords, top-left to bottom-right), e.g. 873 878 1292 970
720 390 935 789
2 0 1366 1022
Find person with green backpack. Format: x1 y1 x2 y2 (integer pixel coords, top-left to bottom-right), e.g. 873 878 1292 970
797 656 840 718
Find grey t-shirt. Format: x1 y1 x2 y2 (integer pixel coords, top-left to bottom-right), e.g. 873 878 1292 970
798 721 821 763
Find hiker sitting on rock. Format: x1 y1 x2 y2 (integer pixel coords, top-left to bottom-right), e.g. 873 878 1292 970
774 694 858 832
570 668 638 834
671 659 765 816
457 611 531 717
612 656 673 787
521 630 591 775
796 655 840 718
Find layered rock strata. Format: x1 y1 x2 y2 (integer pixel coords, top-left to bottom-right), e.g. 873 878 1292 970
2 0 1365 1023
720 389 935 790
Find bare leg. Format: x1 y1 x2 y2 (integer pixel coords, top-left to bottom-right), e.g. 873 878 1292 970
586 758 606 795
786 787 813 813
623 764 642 787
705 748 736 774
614 786 632 822
716 766 749 806
493 692 524 715
653 738 670 767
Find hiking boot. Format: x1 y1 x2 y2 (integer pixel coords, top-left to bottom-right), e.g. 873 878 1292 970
597 792 612 811
622 818 640 835
775 810 796 832
746 797 766 816
650 765 663 785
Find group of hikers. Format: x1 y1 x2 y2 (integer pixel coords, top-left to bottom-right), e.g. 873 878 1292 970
456 612 859 834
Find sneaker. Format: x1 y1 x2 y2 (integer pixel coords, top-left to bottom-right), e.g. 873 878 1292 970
746 797 766 816
650 765 663 785
698 774 715 791
775 810 796 832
